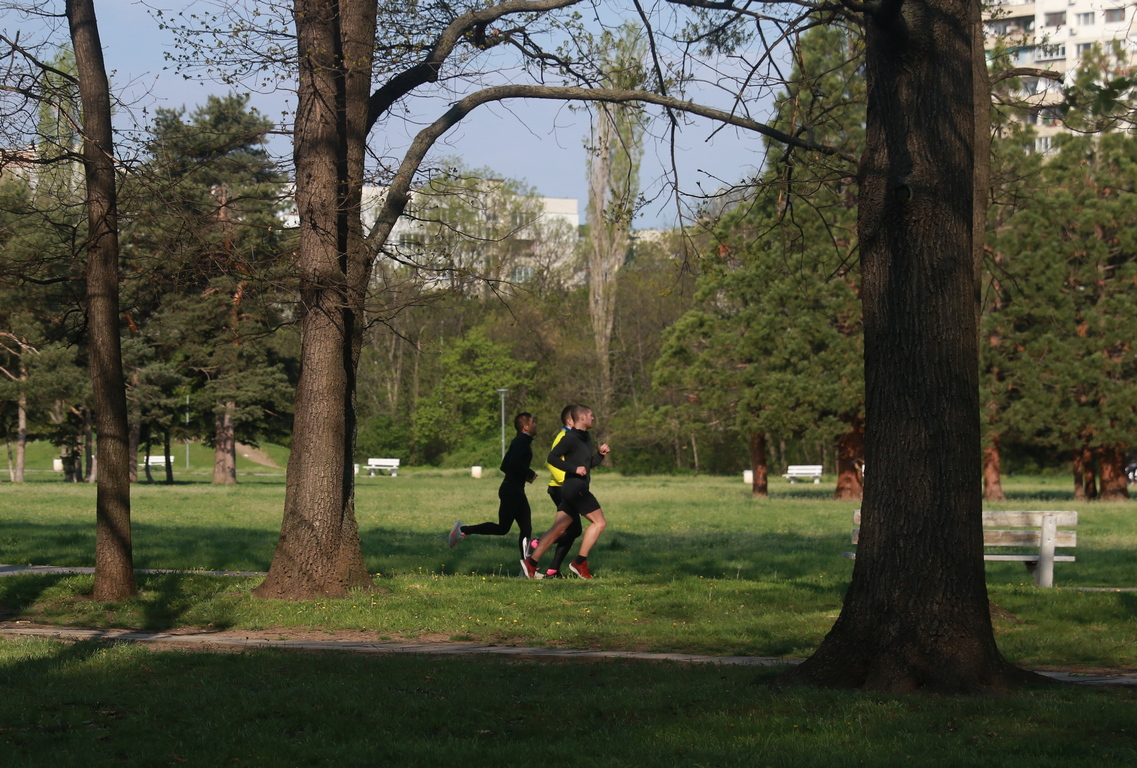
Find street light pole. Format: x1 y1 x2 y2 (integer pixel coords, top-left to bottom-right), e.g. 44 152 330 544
497 388 509 458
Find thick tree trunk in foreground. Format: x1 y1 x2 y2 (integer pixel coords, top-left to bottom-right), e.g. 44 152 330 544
1098 444 1130 501
982 435 1006 501
748 432 768 498
783 0 1036 692
833 421 864 501
69 0 136 600
254 0 376 600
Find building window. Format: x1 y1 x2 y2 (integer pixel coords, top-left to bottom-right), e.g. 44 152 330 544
1105 8 1125 22
1036 44 1067 61
1077 11 1095 24
1044 11 1066 26
1076 42 1095 57
1040 108 1061 126
1035 136 1054 153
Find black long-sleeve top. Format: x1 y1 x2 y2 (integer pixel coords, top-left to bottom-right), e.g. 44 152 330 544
546 429 604 487
500 432 537 487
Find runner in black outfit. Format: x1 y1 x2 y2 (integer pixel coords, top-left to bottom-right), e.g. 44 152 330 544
448 413 538 558
521 405 609 579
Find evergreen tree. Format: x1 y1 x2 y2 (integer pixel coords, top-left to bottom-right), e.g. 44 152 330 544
993 130 1137 501
126 94 293 484
655 24 865 498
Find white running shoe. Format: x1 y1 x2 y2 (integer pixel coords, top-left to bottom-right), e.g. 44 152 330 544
448 521 465 548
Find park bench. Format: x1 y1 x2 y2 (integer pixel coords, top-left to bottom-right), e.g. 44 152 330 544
783 464 824 484
842 509 1077 587
365 458 400 477
139 456 173 468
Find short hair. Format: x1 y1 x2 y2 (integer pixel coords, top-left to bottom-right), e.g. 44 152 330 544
513 412 534 432
570 404 592 422
559 404 576 425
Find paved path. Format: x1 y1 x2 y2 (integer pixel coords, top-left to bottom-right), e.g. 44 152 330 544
3 565 1135 686
1 625 1134 687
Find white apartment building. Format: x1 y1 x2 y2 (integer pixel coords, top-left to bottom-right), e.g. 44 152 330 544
987 0 1137 150
281 184 580 287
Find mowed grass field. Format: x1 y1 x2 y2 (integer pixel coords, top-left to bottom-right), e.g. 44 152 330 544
1 468 1135 767
1 469 1134 667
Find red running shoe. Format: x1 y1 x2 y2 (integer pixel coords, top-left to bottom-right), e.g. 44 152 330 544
520 558 543 579
569 560 592 579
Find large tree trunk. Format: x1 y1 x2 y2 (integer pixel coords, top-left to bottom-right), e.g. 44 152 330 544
1074 444 1097 500
748 431 768 499
68 0 136 600
784 0 1036 692
982 434 1006 501
212 402 237 484
254 0 376 600
1098 444 1130 501
833 420 864 501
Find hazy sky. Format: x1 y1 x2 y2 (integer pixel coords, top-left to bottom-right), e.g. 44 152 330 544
90 0 769 229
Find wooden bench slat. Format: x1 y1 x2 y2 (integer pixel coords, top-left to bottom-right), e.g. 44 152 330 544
849 529 1075 547
851 510 1077 527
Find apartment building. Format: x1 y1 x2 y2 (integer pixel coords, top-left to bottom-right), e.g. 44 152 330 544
987 0 1136 150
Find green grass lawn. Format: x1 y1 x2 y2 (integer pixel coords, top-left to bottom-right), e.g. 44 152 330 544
1 468 1135 766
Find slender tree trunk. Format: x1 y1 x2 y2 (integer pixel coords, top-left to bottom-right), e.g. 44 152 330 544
982 434 1006 501
1098 444 1130 501
749 431 768 499
785 0 1035 691
212 402 237 484
833 420 865 501
69 0 136 600
14 370 26 480
163 430 174 484
586 108 627 417
255 0 376 599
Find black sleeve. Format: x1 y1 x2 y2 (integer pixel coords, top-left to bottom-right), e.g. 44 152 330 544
500 436 532 476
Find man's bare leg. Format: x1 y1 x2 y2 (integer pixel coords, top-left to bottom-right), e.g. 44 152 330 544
576 509 606 558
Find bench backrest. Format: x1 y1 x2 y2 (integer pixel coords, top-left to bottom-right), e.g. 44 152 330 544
786 465 823 474
850 509 1077 547
367 458 400 467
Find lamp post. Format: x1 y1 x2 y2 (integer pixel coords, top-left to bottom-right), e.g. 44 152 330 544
497 388 509 458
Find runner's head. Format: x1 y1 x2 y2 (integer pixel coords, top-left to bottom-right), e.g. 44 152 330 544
560 404 576 428
514 412 536 435
570 405 594 430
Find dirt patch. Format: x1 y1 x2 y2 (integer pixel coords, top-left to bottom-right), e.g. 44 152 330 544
236 443 281 469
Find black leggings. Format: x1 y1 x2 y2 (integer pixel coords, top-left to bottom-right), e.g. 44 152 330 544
463 484 532 555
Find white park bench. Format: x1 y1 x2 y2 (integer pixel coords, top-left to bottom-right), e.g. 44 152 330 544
842 509 1077 587
139 456 173 468
365 458 400 477
783 464 824 484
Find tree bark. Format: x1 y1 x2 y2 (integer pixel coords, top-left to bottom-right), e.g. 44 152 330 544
212 402 237 484
783 0 1036 692
748 431 768 498
15 381 26 482
68 0 136 600
833 420 865 501
1075 444 1097 500
1098 444 1130 501
982 434 1006 501
254 0 377 600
